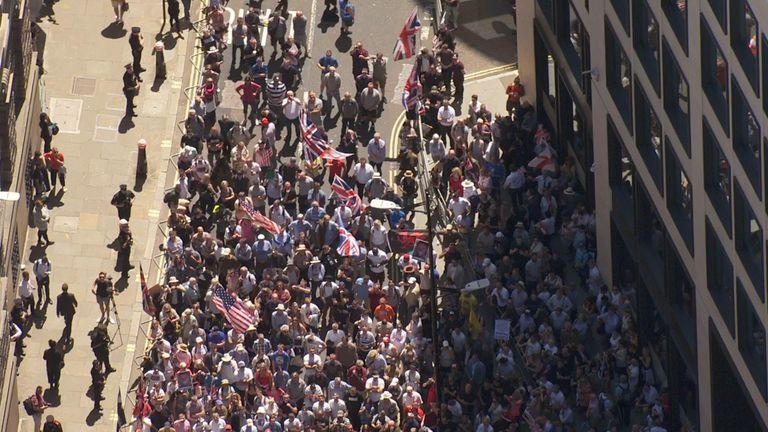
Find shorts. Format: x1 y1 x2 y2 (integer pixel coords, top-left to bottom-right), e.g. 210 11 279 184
96 296 110 308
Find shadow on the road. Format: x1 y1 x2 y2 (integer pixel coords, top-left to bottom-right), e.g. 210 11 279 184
151 76 166 93
119 116 135 134
85 407 103 426
228 66 243 82
45 189 65 208
114 275 129 294
134 173 147 192
335 34 351 53
28 244 46 263
106 237 121 252
159 32 178 51
101 22 127 39
44 387 61 407
32 301 49 329
56 335 74 353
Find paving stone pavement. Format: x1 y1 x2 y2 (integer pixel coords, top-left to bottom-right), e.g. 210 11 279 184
15 0 198 430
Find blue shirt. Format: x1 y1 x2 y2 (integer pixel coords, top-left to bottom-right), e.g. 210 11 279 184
389 209 406 227
250 63 268 77
305 207 326 224
318 55 339 72
208 330 225 351
253 239 272 262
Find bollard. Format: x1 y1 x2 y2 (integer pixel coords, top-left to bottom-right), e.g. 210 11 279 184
137 139 148 177
155 42 166 80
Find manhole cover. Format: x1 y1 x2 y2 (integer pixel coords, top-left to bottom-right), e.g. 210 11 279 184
72 77 97 96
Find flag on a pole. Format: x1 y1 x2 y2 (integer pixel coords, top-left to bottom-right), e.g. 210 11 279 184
393 8 422 61
116 389 127 431
345 194 364 216
527 146 556 173
139 265 154 316
238 198 282 235
211 283 255 334
300 110 353 162
332 175 357 199
337 227 361 256
402 66 422 111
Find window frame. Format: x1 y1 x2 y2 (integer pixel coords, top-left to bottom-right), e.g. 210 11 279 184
731 76 763 197
605 20 634 130
703 119 732 233
734 180 765 299
662 0 689 53
632 0 661 93
634 83 664 192
701 16 730 134
729 0 760 93
706 218 736 336
662 39 691 156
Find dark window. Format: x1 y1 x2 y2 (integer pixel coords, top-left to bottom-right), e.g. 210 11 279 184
557 2 590 84
734 181 764 299
732 78 762 196
609 118 634 226
665 144 693 251
737 281 767 400
763 35 768 115
703 120 732 232
666 240 696 329
662 39 691 155
539 0 554 28
730 0 759 92
701 17 730 133
611 0 630 34
634 84 663 192
564 89 590 172
632 0 660 92
708 0 727 32
606 21 633 130
636 183 664 267
662 0 688 52
706 219 735 336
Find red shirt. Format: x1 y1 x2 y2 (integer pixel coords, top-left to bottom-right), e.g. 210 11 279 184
236 81 261 104
506 83 525 103
44 151 64 171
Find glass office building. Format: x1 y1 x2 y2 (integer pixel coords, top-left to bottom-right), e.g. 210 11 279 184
517 0 767 429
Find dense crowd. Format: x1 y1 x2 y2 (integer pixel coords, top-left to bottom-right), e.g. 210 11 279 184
119 1 677 432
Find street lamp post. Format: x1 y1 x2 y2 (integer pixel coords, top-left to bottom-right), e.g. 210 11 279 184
424 186 442 422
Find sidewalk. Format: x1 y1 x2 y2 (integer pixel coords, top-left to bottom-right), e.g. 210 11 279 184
16 1 195 430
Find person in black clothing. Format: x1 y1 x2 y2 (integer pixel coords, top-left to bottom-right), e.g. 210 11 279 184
42 415 63 432
117 220 134 277
56 283 78 342
129 27 145 80
39 113 54 153
89 323 115 373
167 0 181 35
111 184 136 221
123 64 139 117
43 339 64 388
90 359 105 410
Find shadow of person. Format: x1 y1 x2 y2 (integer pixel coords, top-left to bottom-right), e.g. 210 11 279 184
101 22 127 39
28 244 47 262
150 76 166 93
318 7 339 34
33 301 49 329
106 237 121 252
46 189 65 208
43 387 61 407
134 173 147 192
56 334 74 353
334 34 352 53
114 275 129 294
85 407 103 426
118 116 135 134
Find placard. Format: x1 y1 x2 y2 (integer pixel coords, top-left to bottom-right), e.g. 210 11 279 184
494 319 511 341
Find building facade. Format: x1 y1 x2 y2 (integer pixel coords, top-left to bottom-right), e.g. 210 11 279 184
517 0 767 430
0 0 43 430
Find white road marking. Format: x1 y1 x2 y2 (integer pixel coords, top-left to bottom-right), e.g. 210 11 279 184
260 8 272 47
393 63 414 103
308 0 317 53
421 10 432 41
225 7 236 45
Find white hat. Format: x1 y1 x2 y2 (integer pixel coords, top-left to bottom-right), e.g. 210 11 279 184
119 219 129 225
257 234 266 241
276 303 286 311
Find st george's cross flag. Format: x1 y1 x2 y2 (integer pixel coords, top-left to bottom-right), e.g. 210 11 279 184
211 283 255 334
393 8 422 61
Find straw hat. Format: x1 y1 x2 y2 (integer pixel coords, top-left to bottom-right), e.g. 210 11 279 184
403 170 413 178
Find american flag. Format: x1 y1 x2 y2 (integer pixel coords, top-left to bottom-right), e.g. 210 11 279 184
337 227 361 256
392 8 422 61
401 66 423 112
238 198 282 235
255 145 274 169
211 283 255 334
140 264 155 316
300 110 353 162
332 175 357 199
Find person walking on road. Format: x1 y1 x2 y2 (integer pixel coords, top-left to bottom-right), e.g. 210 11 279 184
293 11 308 58
123 63 140 117
321 66 342 112
56 283 77 342
92 272 114 324
19 270 36 316
117 219 134 277
43 339 64 388
33 199 52 246
89 323 115 373
372 53 387 101
167 0 181 36
90 360 106 411
340 92 358 136
39 113 54 154
42 415 63 432
129 27 145 80
110 0 126 24
236 75 261 127
43 147 66 192
231 16 247 70
29 385 49 432
339 0 355 35
33 254 52 305
111 184 135 221
281 91 303 144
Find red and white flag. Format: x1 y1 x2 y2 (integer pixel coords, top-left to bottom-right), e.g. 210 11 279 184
528 146 556 173
238 197 282 235
393 8 422 61
211 283 255 334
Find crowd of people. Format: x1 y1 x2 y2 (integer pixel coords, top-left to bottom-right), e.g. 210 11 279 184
10 0 672 431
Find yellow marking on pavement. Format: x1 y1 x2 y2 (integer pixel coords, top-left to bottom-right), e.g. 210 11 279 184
160 139 172 148
464 63 516 79
126 343 136 353
148 209 160 218
389 109 407 159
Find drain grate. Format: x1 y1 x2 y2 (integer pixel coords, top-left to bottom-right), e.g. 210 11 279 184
72 77 97 96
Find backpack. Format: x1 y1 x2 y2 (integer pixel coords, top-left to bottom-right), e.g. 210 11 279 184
22 397 35 415
49 123 60 135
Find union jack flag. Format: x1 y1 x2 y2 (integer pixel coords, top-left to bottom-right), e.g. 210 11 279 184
402 66 423 111
332 175 357 199
299 110 352 162
337 226 361 256
393 8 422 61
211 283 255 334
345 194 364 216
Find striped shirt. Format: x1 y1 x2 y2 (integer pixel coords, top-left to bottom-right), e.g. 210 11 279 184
267 82 287 107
